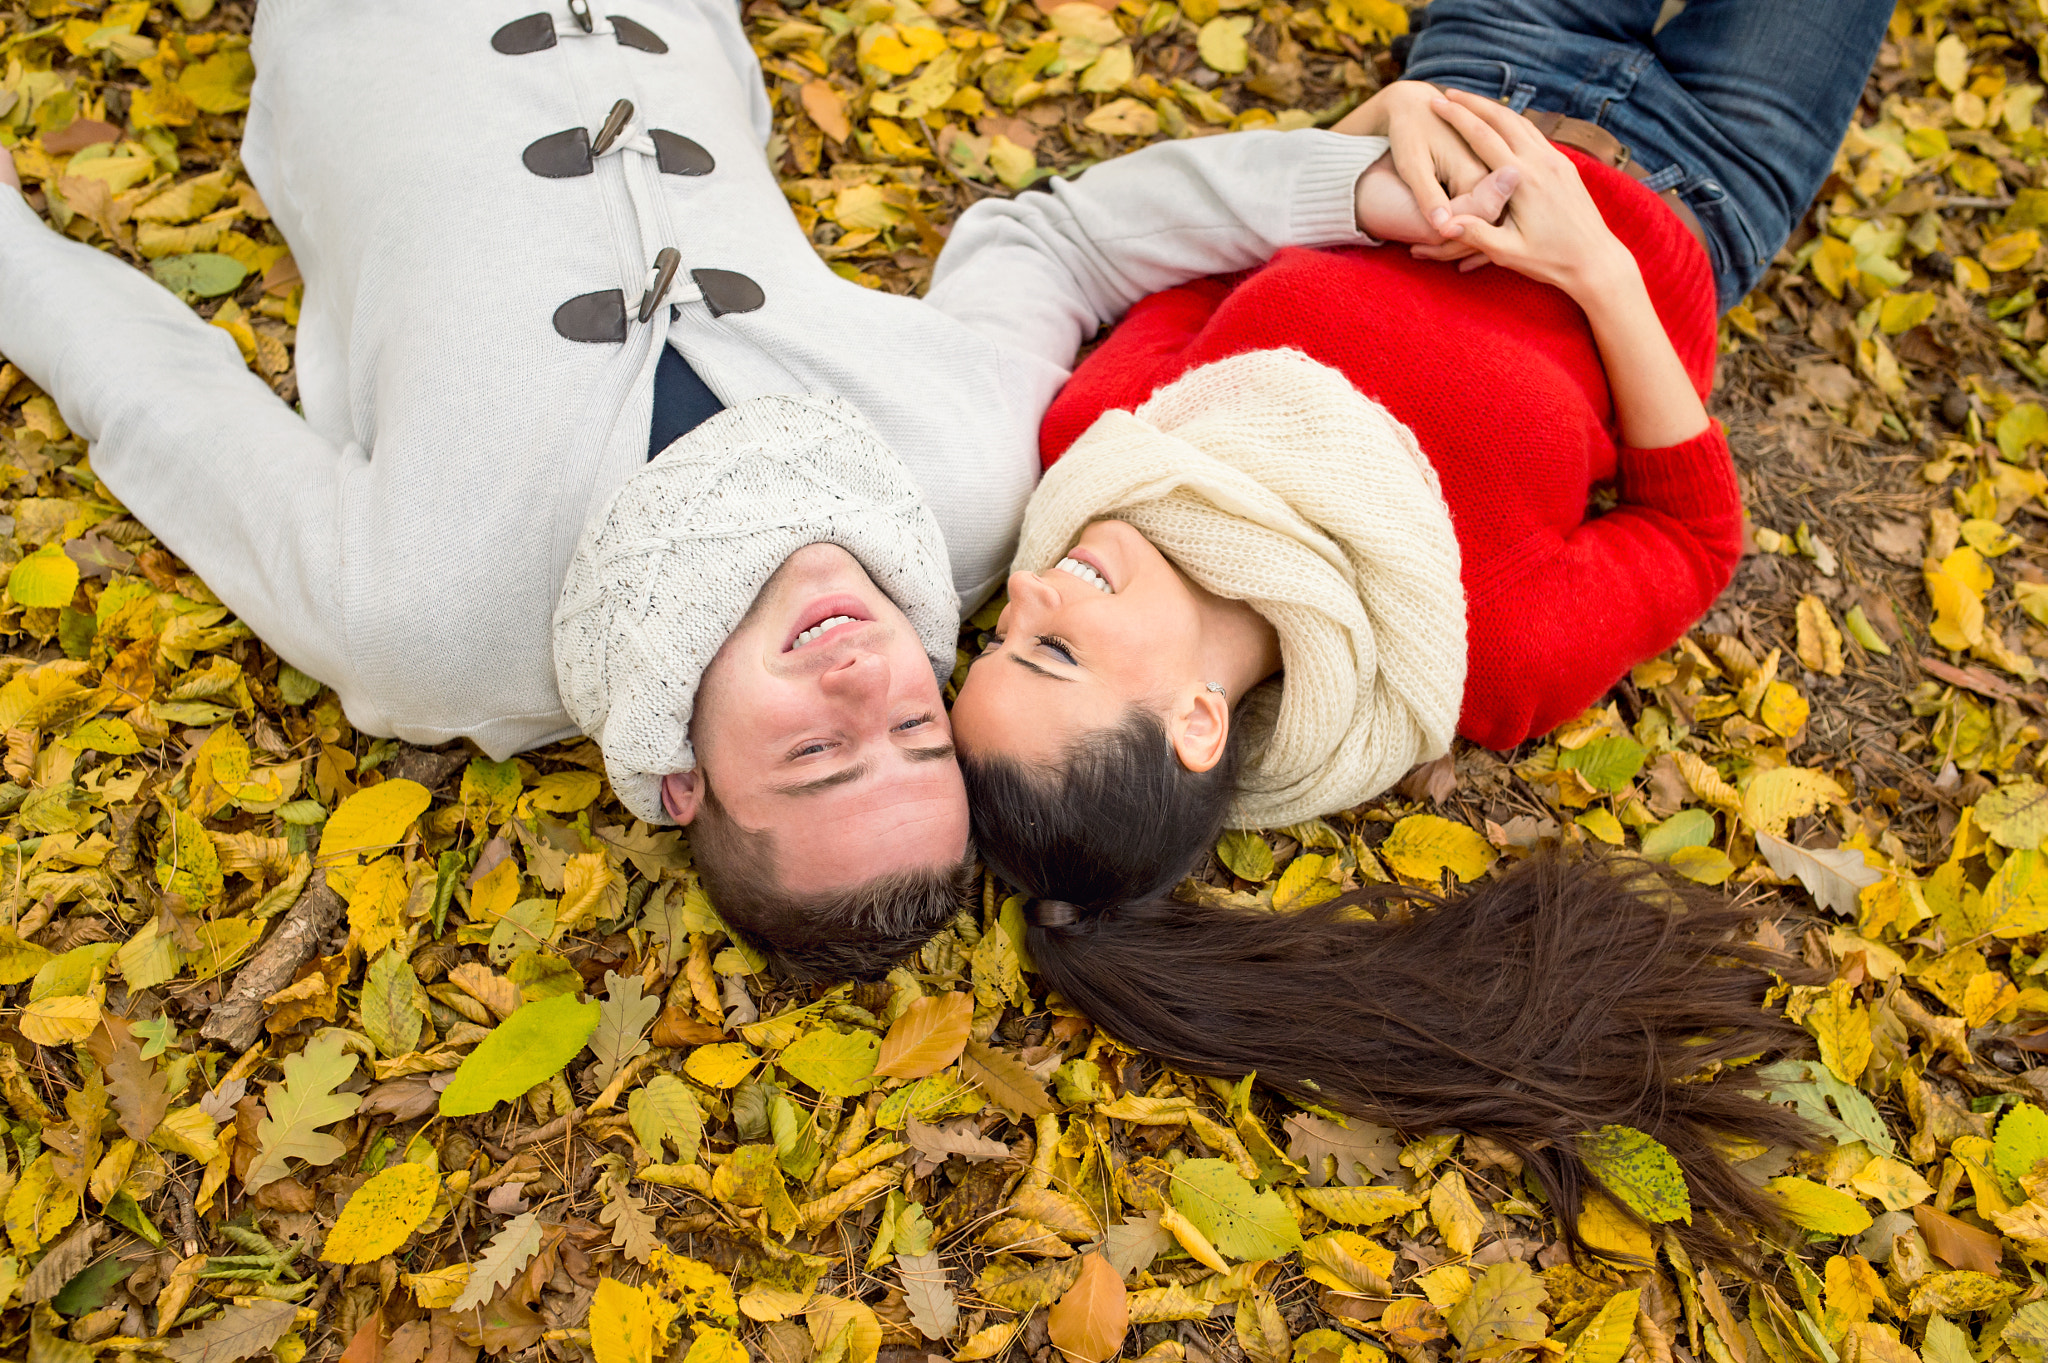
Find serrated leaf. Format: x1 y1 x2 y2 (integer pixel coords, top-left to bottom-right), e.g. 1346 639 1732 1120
1381 814 1496 883
1558 735 1648 793
247 1032 360 1191
1216 829 1274 882
898 1250 960 1341
1295 1184 1420 1226
1762 1059 1897 1157
779 1027 878 1096
590 970 659 1088
320 779 432 861
1283 1113 1399 1187
874 991 972 1079
1430 1169 1485 1257
361 948 423 1059
1445 1260 1548 1353
439 992 600 1117
1756 831 1881 917
1996 1103 2048 1199
1577 1125 1691 1225
1168 1158 1302 1261
85 1017 169 1144
160 1298 299 1363
960 1039 1054 1118
451 1212 543 1312
629 1074 705 1165
321 1160 439 1263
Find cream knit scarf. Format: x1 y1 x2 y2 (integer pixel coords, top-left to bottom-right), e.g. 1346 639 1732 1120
1014 348 1467 829
554 395 960 826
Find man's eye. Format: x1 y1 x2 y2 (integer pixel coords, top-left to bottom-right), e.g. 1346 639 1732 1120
894 714 934 732
791 741 832 758
1038 635 1076 666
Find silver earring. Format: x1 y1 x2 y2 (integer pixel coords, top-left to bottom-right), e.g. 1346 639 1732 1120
1205 683 1227 696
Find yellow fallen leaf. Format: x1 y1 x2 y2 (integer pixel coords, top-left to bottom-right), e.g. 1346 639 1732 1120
321 1161 439 1264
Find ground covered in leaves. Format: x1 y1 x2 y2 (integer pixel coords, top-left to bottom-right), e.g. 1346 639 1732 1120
8 2 2048 1363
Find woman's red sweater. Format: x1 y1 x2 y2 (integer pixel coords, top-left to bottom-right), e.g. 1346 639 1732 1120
1040 148 1738 751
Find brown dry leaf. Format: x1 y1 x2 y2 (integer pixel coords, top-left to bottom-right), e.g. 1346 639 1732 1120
874 991 973 1078
1047 1253 1127 1363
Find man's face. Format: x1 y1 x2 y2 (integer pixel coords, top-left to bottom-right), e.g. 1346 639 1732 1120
671 544 968 893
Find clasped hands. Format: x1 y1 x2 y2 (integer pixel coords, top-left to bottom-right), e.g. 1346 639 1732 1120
1343 82 1636 304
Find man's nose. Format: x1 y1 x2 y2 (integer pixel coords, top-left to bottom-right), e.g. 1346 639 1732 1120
817 650 888 705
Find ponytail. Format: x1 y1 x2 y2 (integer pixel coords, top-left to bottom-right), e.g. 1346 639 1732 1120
1020 852 1815 1265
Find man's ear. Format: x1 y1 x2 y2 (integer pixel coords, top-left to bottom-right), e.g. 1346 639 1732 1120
1166 689 1231 773
660 770 703 824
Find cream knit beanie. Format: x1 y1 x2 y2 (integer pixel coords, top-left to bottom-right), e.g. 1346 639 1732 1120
1013 349 1467 828
553 395 961 825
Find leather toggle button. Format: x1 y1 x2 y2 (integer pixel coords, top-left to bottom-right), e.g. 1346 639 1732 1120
592 99 634 156
610 15 668 51
650 130 714 176
491 12 557 52
568 0 595 32
691 269 765 318
638 248 683 323
554 290 628 343
522 127 593 178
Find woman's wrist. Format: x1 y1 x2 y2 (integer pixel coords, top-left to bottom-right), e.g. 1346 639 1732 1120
1562 241 1646 316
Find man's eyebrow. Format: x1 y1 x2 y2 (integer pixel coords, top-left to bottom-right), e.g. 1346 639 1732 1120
1008 655 1075 682
772 761 871 797
904 743 955 763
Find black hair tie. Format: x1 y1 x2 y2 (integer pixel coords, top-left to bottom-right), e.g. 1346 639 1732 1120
1026 898 1082 929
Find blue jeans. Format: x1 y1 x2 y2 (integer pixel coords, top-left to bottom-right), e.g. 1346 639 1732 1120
1402 0 1894 310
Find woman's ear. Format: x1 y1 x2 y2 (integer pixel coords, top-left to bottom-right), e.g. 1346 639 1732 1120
660 770 703 824
1166 688 1232 773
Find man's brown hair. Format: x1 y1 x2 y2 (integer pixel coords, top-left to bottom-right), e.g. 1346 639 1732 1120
688 783 973 980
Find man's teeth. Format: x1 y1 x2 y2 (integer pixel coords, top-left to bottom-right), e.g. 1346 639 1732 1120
794 615 858 647
1054 557 1112 593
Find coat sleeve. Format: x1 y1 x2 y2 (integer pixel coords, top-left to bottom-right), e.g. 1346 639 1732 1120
1458 421 1744 750
0 192 359 694
923 129 1389 378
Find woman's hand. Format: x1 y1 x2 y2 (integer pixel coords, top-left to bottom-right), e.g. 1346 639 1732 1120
0 150 19 194
1420 90 1635 300
1334 81 1493 248
1355 153 1520 250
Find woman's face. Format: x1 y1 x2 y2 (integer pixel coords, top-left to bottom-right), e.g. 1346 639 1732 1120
951 520 1207 764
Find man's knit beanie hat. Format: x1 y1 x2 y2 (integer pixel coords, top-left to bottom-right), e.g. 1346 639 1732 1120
553 395 961 826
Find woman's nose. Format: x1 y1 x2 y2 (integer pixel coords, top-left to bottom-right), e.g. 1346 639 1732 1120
1005 569 1059 613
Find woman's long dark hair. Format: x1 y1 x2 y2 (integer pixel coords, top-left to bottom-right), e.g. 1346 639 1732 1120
965 733 1815 1265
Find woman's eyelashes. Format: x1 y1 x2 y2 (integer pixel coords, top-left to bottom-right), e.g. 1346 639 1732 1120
1038 635 1077 665
973 633 1076 666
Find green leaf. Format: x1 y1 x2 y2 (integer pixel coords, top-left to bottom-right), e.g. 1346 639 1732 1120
7 545 78 609
1169 1158 1304 1261
1577 1125 1690 1224
629 1074 705 1164
1996 1102 2048 1199
151 252 247 299
589 970 659 1088
1762 1176 1873 1236
276 664 324 707
1557 736 1648 793
248 1033 361 1191
1761 1059 1898 1158
360 948 422 1059
1445 1260 1548 1354
1639 808 1716 862
488 898 556 968
51 1254 135 1317
778 1027 880 1097
439 992 600 1117
1215 829 1274 882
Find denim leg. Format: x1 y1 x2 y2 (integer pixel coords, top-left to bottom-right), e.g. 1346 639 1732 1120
1401 0 1892 309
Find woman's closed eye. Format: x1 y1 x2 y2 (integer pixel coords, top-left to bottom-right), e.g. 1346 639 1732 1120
974 633 1078 668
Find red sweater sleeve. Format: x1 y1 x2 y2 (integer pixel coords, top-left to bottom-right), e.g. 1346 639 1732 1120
1457 419 1741 749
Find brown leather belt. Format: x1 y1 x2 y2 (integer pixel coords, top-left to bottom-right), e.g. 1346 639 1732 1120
1524 109 1709 252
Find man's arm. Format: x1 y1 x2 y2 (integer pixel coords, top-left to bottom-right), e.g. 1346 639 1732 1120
923 128 1390 374
0 176 358 692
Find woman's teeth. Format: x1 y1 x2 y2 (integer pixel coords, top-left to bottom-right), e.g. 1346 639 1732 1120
794 615 858 647
1054 557 1112 594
